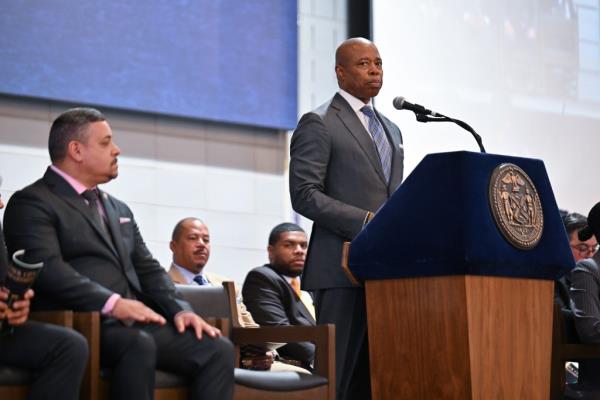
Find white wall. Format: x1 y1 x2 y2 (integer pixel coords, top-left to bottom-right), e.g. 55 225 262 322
293 0 348 229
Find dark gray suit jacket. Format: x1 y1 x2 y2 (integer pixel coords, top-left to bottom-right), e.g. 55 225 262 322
570 253 600 343
3 167 190 319
289 93 404 290
242 264 316 366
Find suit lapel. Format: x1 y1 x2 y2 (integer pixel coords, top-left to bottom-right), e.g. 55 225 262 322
332 94 388 185
43 169 119 257
100 191 142 292
168 263 187 284
295 290 316 324
99 190 128 262
279 273 315 324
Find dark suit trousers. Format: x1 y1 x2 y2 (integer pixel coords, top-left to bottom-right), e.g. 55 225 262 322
577 359 600 391
101 320 234 400
314 288 371 400
0 321 89 400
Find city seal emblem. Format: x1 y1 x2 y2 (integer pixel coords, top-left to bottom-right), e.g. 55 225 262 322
489 163 543 250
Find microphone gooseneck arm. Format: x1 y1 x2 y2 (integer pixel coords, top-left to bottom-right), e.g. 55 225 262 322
415 113 486 153
392 96 486 153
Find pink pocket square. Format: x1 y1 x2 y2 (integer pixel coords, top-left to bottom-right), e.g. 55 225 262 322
119 217 131 224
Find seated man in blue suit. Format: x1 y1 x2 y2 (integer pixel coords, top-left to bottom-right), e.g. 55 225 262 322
3 108 234 400
242 223 316 370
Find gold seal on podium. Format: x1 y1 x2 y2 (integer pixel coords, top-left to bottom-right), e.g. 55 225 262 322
489 163 543 249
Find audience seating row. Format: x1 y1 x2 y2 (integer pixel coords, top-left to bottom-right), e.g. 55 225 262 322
0 282 335 400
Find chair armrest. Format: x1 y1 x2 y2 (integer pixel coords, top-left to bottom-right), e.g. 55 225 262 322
71 312 101 400
29 311 101 400
232 324 335 379
30 310 74 327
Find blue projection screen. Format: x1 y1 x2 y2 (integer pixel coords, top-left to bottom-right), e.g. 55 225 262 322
0 1 297 130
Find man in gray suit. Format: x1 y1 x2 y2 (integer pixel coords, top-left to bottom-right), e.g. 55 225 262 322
289 37 404 400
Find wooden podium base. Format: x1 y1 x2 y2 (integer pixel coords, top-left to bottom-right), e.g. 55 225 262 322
365 275 553 400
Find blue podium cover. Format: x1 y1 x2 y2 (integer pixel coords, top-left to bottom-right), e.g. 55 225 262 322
348 151 574 281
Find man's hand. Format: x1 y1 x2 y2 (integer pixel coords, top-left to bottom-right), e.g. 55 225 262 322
0 287 33 326
111 298 166 325
174 311 220 339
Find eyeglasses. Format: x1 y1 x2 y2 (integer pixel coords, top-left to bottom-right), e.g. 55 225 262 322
571 243 600 257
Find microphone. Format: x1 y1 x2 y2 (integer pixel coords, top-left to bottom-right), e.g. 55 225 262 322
392 96 486 153
392 97 440 117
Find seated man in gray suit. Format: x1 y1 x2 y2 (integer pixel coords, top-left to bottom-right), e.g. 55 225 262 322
242 223 316 370
3 108 234 400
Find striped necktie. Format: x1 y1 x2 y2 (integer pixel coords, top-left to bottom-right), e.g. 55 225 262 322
361 105 392 183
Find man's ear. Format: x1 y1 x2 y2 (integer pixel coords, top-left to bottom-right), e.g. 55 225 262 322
67 140 83 162
335 65 344 82
267 245 274 262
169 240 176 253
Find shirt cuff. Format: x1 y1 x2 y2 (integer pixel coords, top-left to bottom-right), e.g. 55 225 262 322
102 293 122 316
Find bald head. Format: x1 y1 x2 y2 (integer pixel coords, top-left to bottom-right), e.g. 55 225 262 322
335 37 375 66
335 37 383 103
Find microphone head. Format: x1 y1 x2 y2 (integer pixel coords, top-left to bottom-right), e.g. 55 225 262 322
392 96 406 110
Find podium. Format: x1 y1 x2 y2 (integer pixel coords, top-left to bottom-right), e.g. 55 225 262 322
347 151 574 400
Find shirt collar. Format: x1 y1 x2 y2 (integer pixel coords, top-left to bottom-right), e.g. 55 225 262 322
338 89 373 113
50 165 92 195
281 274 300 285
172 262 204 285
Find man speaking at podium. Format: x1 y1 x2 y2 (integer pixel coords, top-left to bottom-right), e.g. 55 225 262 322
289 37 404 399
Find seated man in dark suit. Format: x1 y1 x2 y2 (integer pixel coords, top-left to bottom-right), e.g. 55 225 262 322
0 189 88 400
559 212 598 389
3 108 234 400
569 202 600 394
242 223 316 370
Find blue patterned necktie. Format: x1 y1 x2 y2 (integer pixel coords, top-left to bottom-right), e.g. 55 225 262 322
193 274 209 286
361 106 392 183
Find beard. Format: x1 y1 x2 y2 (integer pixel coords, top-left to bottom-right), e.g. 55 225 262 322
272 261 303 277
